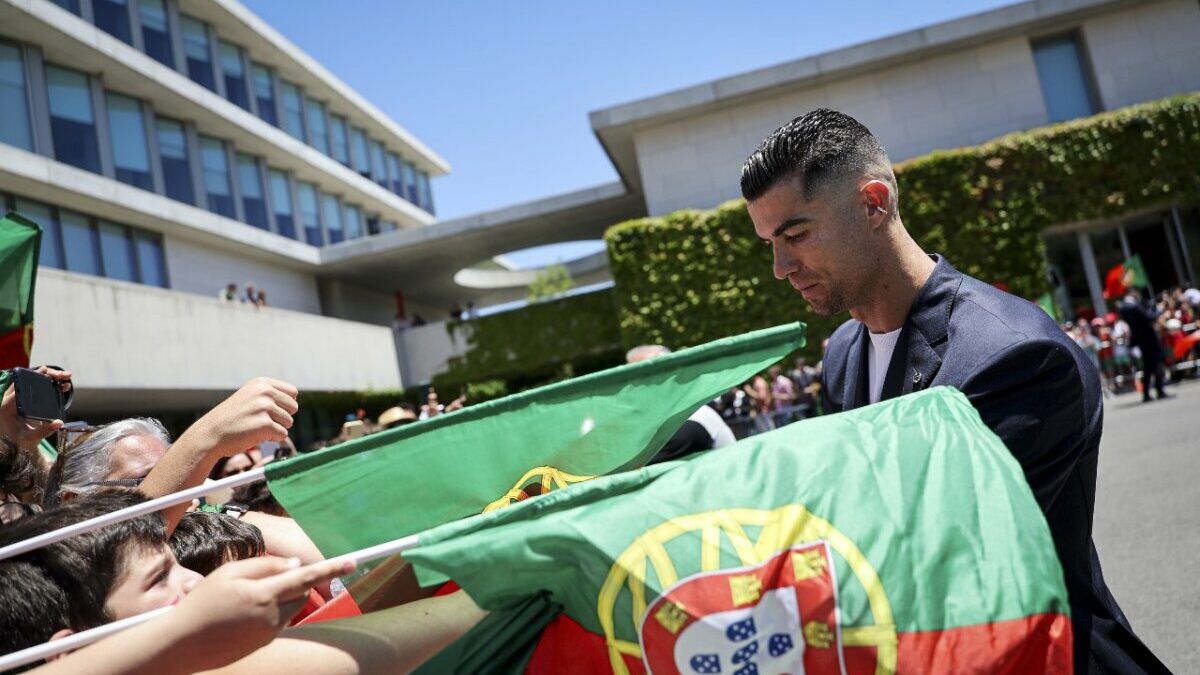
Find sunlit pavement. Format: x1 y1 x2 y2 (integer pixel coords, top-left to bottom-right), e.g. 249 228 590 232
1093 377 1200 671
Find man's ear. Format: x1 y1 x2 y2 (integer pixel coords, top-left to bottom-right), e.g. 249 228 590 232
46 628 74 660
860 180 892 224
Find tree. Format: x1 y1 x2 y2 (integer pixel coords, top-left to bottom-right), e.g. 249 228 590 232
527 264 575 303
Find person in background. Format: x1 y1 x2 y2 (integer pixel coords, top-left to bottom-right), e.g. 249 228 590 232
47 418 172 506
768 365 797 427
1118 288 1170 402
218 283 238 302
255 289 268 308
626 345 735 462
742 374 774 435
378 405 418 430
419 389 444 420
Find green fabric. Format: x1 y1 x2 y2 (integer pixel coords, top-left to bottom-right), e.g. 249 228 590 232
0 212 40 334
1124 254 1150 288
406 387 1068 639
268 323 805 557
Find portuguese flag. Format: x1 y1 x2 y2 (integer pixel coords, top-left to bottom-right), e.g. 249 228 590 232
1103 254 1150 300
0 212 41 369
405 387 1072 674
268 323 805 557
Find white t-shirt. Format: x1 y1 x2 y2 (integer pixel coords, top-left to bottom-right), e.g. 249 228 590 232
867 328 903 404
689 405 736 449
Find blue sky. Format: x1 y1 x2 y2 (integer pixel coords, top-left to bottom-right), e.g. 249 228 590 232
243 1 1012 265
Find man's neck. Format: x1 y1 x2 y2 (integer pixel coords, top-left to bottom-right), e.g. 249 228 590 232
849 227 936 334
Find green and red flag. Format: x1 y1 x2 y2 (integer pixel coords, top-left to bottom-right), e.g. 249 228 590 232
405 387 1072 674
267 322 805 557
1103 254 1150 299
0 212 41 369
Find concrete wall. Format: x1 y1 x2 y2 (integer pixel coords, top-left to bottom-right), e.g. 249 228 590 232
1083 0 1200 110
30 269 401 413
632 0 1200 216
165 236 322 314
395 321 469 386
633 37 1050 215
317 278 396 326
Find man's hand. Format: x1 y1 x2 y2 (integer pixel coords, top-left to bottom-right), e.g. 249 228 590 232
184 377 299 459
0 366 71 449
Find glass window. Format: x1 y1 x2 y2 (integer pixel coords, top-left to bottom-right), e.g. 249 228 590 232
60 211 100 276
297 181 321 246
46 66 101 173
181 16 215 91
105 92 153 190
268 169 294 239
98 221 136 282
280 82 304 141
218 41 250 111
199 136 235 218
365 213 380 236
138 0 173 68
93 0 133 45
368 139 387 187
155 118 194 204
15 199 63 269
386 152 403 196
1032 35 1097 123
344 204 364 239
416 169 433 214
50 0 81 14
133 231 167 287
236 154 267 229
0 43 33 151
402 160 417 203
305 97 328 154
320 193 343 244
250 64 277 126
380 220 397 233
329 115 349 165
349 127 369 176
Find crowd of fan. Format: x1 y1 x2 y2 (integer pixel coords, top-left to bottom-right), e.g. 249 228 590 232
0 372 484 674
1065 285 1200 400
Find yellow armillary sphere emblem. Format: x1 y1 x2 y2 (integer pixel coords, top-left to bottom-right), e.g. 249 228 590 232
597 504 898 675
483 466 594 513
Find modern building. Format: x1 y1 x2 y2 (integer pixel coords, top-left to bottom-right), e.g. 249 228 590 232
0 0 447 431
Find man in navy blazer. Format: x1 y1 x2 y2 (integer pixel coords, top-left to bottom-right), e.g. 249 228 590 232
740 109 1167 673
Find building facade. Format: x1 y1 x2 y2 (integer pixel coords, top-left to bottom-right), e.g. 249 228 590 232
0 0 448 426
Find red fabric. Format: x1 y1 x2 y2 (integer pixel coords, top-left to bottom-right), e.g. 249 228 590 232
289 588 327 625
1170 332 1200 360
525 614 642 674
0 326 30 369
1103 263 1127 300
295 589 363 625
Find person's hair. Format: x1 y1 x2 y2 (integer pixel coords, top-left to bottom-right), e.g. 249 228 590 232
740 108 896 206
208 451 253 480
0 561 73 667
169 511 265 575
229 479 287 517
1 437 47 501
625 344 672 364
0 491 166 630
56 418 171 499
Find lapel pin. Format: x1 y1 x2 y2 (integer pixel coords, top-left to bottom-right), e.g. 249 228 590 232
912 371 922 385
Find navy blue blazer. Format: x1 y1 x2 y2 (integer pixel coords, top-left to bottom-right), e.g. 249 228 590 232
822 256 1167 674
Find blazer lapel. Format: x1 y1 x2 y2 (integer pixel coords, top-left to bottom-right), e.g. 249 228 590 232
899 255 961 395
843 323 870 410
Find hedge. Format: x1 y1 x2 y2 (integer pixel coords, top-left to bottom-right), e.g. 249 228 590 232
433 288 624 391
606 92 1200 357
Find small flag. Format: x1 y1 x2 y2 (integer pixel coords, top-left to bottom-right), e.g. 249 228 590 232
1103 254 1150 299
0 212 41 369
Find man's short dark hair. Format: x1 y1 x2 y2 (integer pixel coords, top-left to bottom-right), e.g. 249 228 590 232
740 108 893 202
0 491 166 630
169 511 265 575
0 561 72 668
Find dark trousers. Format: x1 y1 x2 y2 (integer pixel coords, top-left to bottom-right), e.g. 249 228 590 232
1139 345 1167 398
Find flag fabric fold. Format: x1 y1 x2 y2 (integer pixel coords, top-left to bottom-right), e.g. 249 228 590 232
267 323 805 557
0 212 41 370
405 387 1072 674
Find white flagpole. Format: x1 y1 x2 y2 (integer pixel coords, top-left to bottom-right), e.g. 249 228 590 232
0 468 267 562
0 533 422 671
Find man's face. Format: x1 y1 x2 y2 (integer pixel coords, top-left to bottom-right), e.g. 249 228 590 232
104 543 202 620
105 434 169 481
747 174 874 316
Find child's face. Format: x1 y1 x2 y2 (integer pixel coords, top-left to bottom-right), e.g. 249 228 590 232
104 543 203 620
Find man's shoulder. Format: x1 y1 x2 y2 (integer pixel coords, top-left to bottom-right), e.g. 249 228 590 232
948 275 1071 354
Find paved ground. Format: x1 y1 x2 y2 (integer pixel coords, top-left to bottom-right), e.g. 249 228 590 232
1093 378 1199 672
